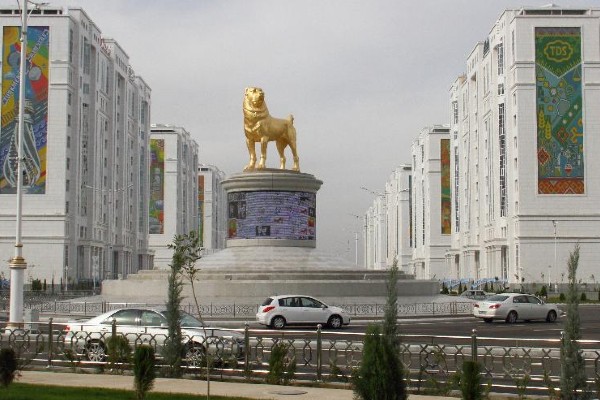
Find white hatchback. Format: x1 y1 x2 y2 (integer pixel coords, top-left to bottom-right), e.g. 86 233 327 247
256 295 351 329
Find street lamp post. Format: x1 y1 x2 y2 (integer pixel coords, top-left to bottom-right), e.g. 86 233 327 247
552 220 558 292
7 0 30 328
64 264 68 292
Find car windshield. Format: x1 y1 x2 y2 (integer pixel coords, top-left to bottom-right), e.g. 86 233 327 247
160 310 205 328
487 295 509 302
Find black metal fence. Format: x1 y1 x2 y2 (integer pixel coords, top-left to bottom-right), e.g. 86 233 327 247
1 320 599 396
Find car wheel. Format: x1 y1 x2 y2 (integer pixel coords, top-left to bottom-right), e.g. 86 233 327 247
85 341 106 362
505 311 518 324
184 343 206 367
546 310 557 323
483 318 493 323
271 316 286 329
328 315 343 329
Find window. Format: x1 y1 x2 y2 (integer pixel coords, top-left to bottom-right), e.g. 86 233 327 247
102 309 139 326
67 114 71 127
300 297 322 308
140 311 165 326
497 43 504 75
452 101 459 124
499 103 507 217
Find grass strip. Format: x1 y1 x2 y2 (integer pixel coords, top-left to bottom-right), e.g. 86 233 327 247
1 383 257 400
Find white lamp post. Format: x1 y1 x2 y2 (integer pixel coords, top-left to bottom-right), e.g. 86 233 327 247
552 220 557 292
7 0 30 328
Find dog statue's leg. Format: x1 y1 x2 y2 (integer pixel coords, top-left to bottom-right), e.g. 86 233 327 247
244 138 256 171
287 125 300 172
258 137 268 169
276 140 286 169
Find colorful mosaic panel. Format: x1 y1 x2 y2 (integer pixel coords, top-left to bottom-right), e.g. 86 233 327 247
440 139 451 234
1 26 49 194
535 27 584 194
228 191 316 240
149 139 165 234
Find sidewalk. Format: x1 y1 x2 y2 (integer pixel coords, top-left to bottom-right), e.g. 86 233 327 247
19 370 458 400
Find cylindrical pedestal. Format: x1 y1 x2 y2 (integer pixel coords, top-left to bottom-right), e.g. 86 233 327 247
222 170 323 248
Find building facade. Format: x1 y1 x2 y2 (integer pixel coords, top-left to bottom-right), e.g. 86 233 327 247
149 124 199 269
364 195 386 270
448 6 600 286
409 126 451 279
198 164 227 253
363 165 413 271
0 6 152 286
385 165 413 272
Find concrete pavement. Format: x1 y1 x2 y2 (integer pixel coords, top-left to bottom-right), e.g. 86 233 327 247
19 370 460 400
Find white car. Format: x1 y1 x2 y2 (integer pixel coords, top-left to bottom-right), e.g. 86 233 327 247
256 295 351 329
63 307 244 365
473 293 559 323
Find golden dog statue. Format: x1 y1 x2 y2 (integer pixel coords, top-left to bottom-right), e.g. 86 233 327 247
243 87 300 172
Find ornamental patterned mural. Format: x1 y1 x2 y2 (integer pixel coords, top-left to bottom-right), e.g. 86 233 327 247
535 27 584 194
440 139 451 234
1 26 49 194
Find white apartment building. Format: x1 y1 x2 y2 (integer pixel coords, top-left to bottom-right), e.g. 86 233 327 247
149 124 199 269
198 164 226 253
0 6 152 286
410 126 452 280
385 165 413 272
364 195 386 270
448 6 600 286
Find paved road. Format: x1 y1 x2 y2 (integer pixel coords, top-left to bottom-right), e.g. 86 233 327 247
236 304 600 341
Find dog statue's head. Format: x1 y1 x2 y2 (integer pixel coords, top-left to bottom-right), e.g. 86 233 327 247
244 87 265 108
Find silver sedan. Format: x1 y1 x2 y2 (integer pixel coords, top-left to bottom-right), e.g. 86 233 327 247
473 293 559 323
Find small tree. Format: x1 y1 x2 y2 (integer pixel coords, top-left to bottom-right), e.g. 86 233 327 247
266 341 296 385
460 360 483 400
353 258 406 400
107 334 132 374
162 233 190 378
133 345 156 400
560 244 588 399
0 348 18 388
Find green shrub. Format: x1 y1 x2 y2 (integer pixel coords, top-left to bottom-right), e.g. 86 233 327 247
107 335 131 373
266 341 296 385
460 360 482 400
559 293 566 302
581 292 587 302
31 279 43 291
352 324 406 400
0 348 18 388
133 345 156 400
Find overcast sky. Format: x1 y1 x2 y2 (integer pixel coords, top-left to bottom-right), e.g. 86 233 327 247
45 0 599 265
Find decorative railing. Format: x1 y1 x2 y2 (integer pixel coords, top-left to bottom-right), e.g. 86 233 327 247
1 320 599 396
0 300 474 318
